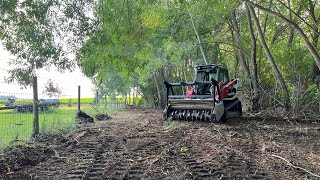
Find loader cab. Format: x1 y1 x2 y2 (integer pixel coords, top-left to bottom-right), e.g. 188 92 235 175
194 65 230 95
194 65 229 83
217 67 230 84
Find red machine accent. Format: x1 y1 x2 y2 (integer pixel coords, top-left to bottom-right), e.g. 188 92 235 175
218 79 238 99
184 79 238 100
185 87 194 100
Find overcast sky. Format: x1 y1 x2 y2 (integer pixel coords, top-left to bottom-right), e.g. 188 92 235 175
0 45 95 99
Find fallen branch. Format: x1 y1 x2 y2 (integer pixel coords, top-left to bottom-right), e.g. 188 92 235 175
271 154 320 178
89 103 101 113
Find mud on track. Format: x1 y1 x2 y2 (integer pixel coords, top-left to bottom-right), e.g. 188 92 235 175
1 109 320 179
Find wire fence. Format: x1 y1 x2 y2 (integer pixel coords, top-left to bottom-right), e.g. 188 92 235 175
0 82 125 147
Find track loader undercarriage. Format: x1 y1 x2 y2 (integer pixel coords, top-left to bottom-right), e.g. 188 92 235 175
163 64 242 122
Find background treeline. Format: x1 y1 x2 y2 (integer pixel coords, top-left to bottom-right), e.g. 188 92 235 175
80 0 319 118
0 0 319 118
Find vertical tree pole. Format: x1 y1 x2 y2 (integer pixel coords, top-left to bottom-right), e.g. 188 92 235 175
128 89 131 106
187 6 208 65
95 90 99 105
32 76 39 137
78 86 81 112
104 94 107 112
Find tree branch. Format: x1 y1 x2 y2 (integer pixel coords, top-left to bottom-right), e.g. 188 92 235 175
271 154 320 178
186 6 208 65
274 0 319 35
244 0 320 70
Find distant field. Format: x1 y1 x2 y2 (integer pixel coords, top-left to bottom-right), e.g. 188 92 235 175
0 99 33 105
59 97 139 104
59 98 95 104
0 104 123 146
0 97 140 105
0 96 137 146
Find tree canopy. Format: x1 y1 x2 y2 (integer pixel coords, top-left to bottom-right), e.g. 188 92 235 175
1 0 319 115
0 0 95 84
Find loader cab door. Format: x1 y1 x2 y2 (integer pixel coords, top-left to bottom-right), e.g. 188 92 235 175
217 68 229 84
194 68 218 95
195 69 217 82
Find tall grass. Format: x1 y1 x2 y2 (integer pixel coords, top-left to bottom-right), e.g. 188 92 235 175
0 103 123 146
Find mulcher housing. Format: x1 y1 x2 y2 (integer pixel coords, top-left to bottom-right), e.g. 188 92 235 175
163 64 242 122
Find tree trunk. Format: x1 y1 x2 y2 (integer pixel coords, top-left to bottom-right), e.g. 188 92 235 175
159 68 166 107
262 1 272 36
308 0 320 85
230 27 240 77
248 4 289 107
231 11 251 79
287 0 294 47
231 11 253 105
153 73 162 108
128 89 131 105
246 4 259 111
246 0 320 71
187 6 208 65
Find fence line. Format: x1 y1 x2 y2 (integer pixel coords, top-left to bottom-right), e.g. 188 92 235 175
0 78 125 146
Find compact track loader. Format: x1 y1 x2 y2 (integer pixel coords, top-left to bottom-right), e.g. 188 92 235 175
163 64 242 122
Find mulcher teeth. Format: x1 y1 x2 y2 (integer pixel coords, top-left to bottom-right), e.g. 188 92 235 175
170 110 214 121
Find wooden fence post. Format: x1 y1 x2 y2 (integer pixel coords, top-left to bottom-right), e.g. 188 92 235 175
78 86 81 112
129 89 131 105
104 94 107 112
95 90 99 105
33 76 39 137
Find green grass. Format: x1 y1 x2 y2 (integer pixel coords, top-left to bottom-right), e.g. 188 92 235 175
0 103 124 147
59 97 140 105
0 99 33 105
59 98 95 104
0 97 140 106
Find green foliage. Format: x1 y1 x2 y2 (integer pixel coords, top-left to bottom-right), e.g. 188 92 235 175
288 82 320 117
165 117 176 130
59 97 126 104
59 98 94 104
180 146 189 153
76 0 320 111
0 104 120 146
2 0 319 113
0 0 95 85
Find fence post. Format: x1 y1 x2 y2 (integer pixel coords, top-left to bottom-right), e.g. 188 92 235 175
33 76 39 137
104 94 106 112
78 86 81 112
128 89 131 105
95 90 99 105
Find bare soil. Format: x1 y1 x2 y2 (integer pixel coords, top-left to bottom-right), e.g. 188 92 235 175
1 109 320 179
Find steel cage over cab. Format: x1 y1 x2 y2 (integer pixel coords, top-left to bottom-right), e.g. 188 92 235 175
164 81 217 109
163 64 242 122
163 80 221 121
194 64 229 84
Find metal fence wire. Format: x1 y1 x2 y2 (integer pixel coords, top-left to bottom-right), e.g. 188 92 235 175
0 92 34 145
0 84 125 147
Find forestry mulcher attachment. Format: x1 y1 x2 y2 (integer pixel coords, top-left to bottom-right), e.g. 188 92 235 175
163 64 242 122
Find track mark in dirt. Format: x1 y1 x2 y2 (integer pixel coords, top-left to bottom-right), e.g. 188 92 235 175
119 141 161 179
213 124 272 179
2 109 320 180
218 153 270 179
180 155 213 179
103 138 131 179
30 128 107 180
59 142 98 180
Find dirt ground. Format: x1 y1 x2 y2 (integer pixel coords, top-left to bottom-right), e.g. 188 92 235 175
1 109 320 179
